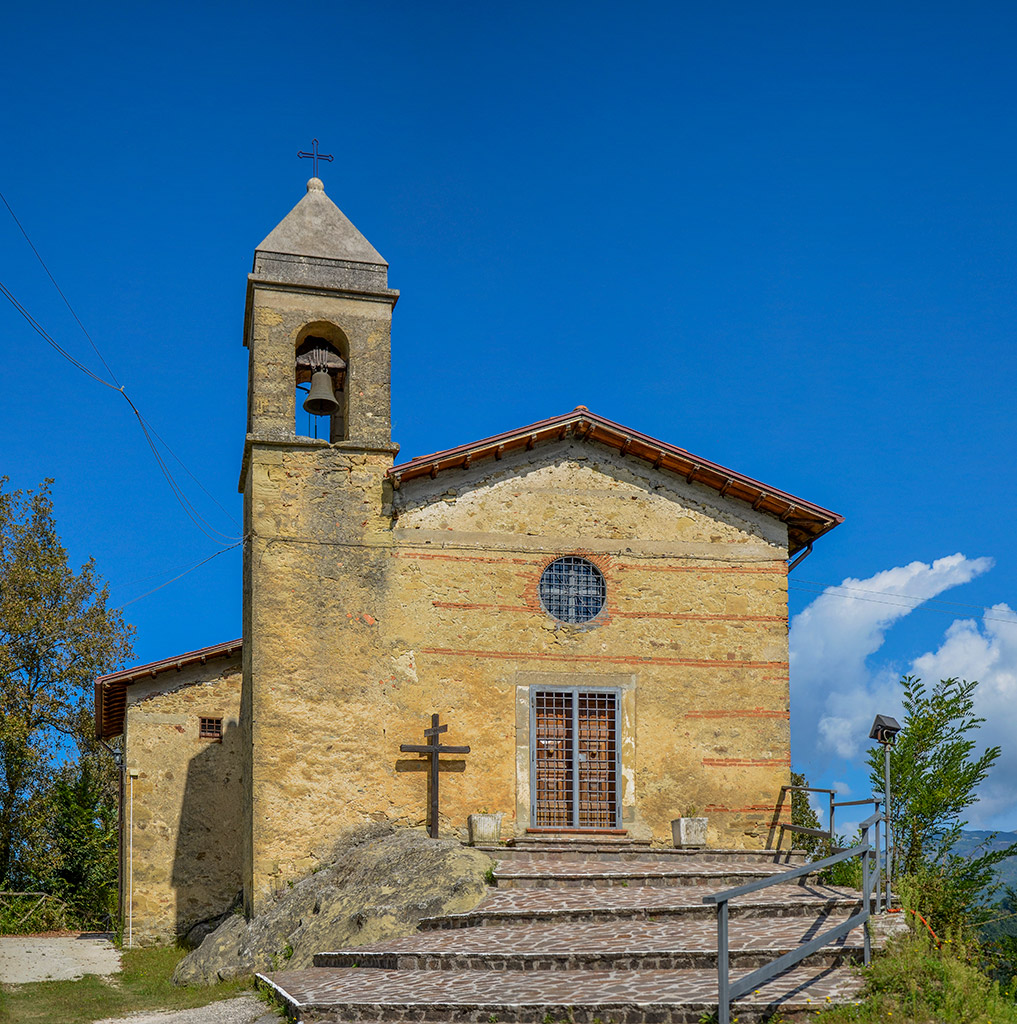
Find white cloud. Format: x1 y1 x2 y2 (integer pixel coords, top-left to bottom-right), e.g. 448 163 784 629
789 554 1017 830
790 554 994 765
907 603 1017 829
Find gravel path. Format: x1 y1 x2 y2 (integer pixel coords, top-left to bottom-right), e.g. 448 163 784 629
92 994 281 1024
0 933 121 984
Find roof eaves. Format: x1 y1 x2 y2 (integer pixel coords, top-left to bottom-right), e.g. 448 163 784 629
94 639 243 741
387 408 842 553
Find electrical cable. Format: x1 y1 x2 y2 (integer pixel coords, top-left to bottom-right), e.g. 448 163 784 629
0 188 240 542
0 274 240 543
119 541 242 608
789 583 1017 626
794 578 1010 615
0 279 239 543
0 188 123 388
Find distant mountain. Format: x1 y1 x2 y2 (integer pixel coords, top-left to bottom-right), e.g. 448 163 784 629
951 830 1017 891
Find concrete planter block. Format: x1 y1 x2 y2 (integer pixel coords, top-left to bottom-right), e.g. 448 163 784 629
671 817 708 848
468 812 504 845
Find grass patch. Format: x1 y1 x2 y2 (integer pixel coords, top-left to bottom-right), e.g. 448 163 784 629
0 944 258 1024
812 932 1017 1024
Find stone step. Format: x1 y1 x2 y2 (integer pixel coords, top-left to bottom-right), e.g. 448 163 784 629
259 964 866 1023
502 833 654 854
493 857 816 889
313 914 864 971
420 883 866 929
478 844 808 866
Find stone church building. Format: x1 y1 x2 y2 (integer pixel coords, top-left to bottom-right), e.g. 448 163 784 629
94 178 842 944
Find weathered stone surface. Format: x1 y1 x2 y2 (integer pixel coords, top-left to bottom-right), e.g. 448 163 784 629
122 657 243 945
172 826 492 986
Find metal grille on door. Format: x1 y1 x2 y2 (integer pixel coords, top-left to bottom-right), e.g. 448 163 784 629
531 689 620 828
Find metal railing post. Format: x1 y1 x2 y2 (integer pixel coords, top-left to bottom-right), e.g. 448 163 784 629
718 900 730 1024
861 821 872 966
829 792 836 853
873 800 882 914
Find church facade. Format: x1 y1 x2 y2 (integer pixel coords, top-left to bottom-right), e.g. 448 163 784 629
95 178 841 944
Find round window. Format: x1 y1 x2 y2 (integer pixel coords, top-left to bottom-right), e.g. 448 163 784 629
538 556 606 624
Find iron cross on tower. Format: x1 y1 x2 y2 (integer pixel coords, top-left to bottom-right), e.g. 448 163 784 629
297 138 334 178
400 714 471 839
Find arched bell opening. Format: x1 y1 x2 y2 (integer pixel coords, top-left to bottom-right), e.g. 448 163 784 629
294 330 348 442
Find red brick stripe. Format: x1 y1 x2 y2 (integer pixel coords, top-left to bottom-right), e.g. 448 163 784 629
393 552 537 565
431 602 784 624
704 805 786 813
685 709 789 719
420 647 788 670
617 564 786 574
614 612 785 622
702 757 791 767
432 601 531 612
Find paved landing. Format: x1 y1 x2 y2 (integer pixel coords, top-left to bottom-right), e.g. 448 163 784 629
318 914 861 964
425 881 863 926
262 965 866 1020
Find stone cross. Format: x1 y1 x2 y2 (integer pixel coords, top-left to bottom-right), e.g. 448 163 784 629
297 138 334 178
400 713 471 838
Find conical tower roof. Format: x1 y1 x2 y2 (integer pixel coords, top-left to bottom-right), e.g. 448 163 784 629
255 178 387 266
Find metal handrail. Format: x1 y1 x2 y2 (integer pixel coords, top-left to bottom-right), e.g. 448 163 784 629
776 783 837 850
705 809 883 1024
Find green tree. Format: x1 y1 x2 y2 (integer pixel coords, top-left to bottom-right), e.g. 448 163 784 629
42 759 119 924
0 478 133 890
868 675 1017 932
790 769 825 858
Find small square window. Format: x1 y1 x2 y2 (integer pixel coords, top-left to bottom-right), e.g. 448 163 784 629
199 717 223 741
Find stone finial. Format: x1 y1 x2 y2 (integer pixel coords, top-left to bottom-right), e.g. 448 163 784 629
574 404 589 412
307 177 325 193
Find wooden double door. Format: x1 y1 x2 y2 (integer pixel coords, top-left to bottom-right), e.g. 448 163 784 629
530 688 620 829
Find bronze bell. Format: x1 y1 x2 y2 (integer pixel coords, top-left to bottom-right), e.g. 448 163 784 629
303 370 339 416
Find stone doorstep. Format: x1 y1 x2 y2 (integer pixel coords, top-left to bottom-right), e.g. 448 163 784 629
480 845 809 866
258 966 867 1024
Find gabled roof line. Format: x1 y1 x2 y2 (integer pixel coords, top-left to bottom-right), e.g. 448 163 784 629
387 407 842 555
94 639 242 741
96 639 243 687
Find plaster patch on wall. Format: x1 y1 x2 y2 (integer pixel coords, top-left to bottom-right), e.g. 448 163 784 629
392 650 418 686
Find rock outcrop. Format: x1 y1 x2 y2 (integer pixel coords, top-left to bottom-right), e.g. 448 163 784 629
173 825 492 985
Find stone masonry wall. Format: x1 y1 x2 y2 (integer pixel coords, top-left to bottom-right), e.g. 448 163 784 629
123 659 243 944
243 432 792 909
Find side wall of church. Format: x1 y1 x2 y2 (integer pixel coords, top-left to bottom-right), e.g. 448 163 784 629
243 431 792 908
122 659 243 944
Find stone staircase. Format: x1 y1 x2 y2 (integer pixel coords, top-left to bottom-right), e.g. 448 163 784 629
259 840 868 1023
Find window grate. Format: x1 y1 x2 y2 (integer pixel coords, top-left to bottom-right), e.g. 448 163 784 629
199 717 223 741
538 556 606 624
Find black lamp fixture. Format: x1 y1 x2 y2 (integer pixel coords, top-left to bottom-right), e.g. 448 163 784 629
869 714 901 745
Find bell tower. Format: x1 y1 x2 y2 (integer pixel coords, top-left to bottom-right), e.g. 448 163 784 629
238 177 399 913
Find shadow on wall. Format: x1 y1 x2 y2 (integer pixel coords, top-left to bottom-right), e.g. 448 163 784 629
172 718 244 941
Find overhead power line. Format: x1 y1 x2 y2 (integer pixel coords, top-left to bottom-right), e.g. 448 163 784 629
0 189 122 388
789 582 1017 627
119 542 242 608
0 189 240 545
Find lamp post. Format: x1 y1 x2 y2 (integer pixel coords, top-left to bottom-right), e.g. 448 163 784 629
869 714 901 909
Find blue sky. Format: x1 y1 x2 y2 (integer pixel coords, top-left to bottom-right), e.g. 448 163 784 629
2 2 1016 829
